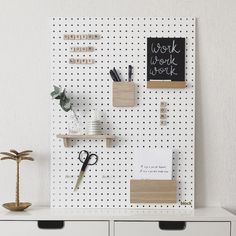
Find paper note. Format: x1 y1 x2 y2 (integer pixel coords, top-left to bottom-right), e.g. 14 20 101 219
133 149 173 180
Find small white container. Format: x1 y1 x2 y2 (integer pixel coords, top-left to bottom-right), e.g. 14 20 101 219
87 110 102 135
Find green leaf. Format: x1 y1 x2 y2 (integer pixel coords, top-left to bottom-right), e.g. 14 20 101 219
50 85 62 99
60 101 71 112
51 91 61 99
60 89 66 99
59 90 71 112
53 85 61 94
64 100 71 108
51 86 72 112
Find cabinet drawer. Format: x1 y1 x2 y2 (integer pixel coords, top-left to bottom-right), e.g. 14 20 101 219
0 221 108 236
115 221 230 236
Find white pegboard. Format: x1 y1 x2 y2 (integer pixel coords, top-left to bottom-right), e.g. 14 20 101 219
50 17 195 209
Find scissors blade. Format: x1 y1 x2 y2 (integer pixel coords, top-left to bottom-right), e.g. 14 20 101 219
74 171 84 191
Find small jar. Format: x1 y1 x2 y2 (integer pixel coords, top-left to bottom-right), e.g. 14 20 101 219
87 109 102 135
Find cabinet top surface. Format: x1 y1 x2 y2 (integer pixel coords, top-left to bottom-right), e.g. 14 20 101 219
0 207 235 221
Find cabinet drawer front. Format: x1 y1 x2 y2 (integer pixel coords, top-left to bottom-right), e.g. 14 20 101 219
0 221 108 236
115 221 230 236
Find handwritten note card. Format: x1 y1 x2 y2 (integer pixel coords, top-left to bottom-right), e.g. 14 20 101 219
133 149 173 180
147 37 185 82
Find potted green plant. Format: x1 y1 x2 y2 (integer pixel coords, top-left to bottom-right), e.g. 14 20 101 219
51 85 80 133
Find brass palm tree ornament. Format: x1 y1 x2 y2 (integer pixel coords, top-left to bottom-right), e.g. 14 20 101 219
0 149 34 211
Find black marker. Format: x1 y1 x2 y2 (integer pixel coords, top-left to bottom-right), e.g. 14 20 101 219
110 70 118 82
128 65 133 82
113 67 121 82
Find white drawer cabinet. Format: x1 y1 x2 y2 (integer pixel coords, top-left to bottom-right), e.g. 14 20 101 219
115 221 231 236
0 208 234 236
0 221 109 236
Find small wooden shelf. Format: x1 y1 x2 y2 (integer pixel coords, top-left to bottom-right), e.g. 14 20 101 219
56 134 115 148
147 81 186 89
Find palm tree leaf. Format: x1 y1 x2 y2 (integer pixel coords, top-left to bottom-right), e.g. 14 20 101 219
0 152 16 158
18 150 33 155
10 149 19 155
21 157 34 161
1 157 16 161
18 153 32 157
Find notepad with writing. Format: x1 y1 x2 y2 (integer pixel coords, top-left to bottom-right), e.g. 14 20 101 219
133 149 173 180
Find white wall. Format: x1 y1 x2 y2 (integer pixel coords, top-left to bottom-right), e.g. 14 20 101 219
0 0 235 213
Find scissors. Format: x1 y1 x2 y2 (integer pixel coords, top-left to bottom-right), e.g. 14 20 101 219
74 150 98 191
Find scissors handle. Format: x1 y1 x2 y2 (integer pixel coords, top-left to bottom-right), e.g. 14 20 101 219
79 150 98 166
81 155 90 172
88 153 98 165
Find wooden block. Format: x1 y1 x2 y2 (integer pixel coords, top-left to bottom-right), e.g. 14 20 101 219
160 120 167 126
93 34 100 40
63 34 69 40
75 35 81 40
70 58 95 64
160 114 167 119
70 47 76 52
67 34 100 40
81 47 87 52
75 47 81 52
69 58 75 64
160 108 167 113
160 101 168 107
87 46 95 52
130 180 176 203
87 34 93 40
112 82 135 107
147 81 186 89
76 59 81 64
87 59 95 64
81 59 87 64
69 34 75 40
70 46 94 53
81 34 87 40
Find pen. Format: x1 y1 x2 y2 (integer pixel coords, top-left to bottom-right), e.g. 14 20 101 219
113 67 121 82
128 65 133 82
110 70 118 82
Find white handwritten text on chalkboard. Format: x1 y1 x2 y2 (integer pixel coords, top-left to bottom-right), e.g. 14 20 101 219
147 38 185 82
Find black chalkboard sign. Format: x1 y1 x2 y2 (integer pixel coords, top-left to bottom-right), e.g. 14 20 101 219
147 37 185 82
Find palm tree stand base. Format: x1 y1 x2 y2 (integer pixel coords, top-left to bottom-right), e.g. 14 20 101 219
2 202 31 211
0 149 34 212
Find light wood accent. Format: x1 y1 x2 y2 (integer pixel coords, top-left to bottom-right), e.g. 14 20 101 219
64 34 100 40
69 58 95 64
63 138 69 147
147 81 186 89
130 179 176 203
56 134 115 148
112 82 135 107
